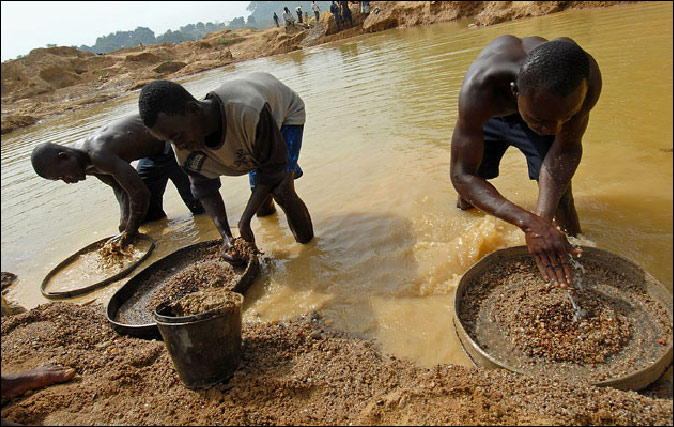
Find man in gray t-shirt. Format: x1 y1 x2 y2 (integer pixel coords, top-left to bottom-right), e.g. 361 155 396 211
138 72 314 264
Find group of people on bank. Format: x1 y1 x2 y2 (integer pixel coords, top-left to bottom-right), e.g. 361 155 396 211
31 34 601 285
273 1 370 32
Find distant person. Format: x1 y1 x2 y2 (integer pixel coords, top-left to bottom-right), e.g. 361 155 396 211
330 1 342 31
312 1 321 22
282 7 295 32
340 1 353 28
450 36 602 287
273 12 280 27
138 72 314 265
361 0 370 15
305 11 309 25
31 115 204 243
296 6 304 24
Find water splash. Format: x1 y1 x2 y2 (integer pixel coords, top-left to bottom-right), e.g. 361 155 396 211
567 252 587 321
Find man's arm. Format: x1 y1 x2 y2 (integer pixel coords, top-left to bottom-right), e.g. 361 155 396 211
186 171 245 264
187 173 232 240
535 113 586 222
239 103 288 243
450 85 541 229
537 53 602 223
450 88 579 287
91 152 150 237
93 173 130 232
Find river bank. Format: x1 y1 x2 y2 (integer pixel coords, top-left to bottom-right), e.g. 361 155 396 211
1 302 672 425
1 1 639 135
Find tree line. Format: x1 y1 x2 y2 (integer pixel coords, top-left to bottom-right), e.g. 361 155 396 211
73 2 333 55
77 21 251 55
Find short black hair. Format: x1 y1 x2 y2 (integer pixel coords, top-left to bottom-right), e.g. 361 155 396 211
31 142 61 178
517 40 589 97
138 80 197 128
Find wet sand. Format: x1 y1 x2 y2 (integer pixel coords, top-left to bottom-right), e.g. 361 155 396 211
1 303 672 425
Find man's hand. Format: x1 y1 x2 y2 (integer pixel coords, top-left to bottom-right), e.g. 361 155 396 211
221 236 246 267
118 217 129 233
524 216 583 287
238 219 255 244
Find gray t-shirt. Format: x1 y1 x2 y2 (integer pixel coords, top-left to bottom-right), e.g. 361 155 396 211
175 72 305 198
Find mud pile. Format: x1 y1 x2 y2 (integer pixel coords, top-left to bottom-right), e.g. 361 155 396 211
1 302 672 425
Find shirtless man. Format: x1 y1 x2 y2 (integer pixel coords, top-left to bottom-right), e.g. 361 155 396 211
450 36 602 287
30 115 204 242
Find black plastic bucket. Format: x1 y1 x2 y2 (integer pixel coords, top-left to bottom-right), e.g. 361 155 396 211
153 292 244 389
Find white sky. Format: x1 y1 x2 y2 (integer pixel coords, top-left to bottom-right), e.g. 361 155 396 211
1 1 251 61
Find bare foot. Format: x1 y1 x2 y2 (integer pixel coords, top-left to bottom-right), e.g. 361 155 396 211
1 365 76 399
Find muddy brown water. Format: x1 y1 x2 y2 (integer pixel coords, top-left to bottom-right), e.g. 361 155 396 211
1 3 671 371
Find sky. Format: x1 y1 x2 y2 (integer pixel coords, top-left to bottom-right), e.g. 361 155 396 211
1 1 251 61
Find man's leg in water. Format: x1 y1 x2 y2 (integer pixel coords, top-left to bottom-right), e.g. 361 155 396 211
272 172 314 244
249 171 277 217
137 160 168 223
256 194 277 217
1 365 75 399
553 183 581 236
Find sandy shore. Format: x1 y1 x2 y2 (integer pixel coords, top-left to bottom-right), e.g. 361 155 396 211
1 303 672 425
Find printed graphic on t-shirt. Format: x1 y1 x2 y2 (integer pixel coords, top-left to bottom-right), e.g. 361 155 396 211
184 151 207 173
234 149 255 168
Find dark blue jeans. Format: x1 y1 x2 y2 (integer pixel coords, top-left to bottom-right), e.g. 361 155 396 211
479 113 555 181
136 143 204 222
249 124 304 189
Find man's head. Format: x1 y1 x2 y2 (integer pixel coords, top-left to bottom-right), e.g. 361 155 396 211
31 142 87 184
138 80 205 151
514 40 590 135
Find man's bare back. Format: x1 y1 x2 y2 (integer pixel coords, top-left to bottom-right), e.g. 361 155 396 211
77 115 166 173
31 115 203 239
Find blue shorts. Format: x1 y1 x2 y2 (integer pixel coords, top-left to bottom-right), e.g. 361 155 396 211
479 113 555 181
249 124 304 189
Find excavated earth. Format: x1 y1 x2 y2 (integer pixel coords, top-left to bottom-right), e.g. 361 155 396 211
1 302 672 426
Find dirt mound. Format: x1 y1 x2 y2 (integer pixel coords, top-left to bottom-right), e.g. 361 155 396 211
1 46 96 101
1 302 672 425
473 1 636 26
361 1 637 30
363 1 483 32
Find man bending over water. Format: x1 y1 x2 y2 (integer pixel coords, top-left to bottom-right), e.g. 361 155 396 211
450 36 602 287
31 115 204 241
138 72 314 265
